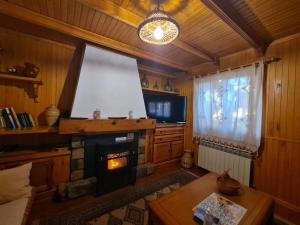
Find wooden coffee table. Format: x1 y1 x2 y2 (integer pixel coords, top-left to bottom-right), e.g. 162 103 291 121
149 173 273 225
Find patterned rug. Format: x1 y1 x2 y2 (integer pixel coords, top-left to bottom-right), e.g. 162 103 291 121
88 183 182 225
32 170 198 225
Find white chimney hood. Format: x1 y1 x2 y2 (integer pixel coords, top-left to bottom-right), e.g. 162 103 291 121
71 44 146 119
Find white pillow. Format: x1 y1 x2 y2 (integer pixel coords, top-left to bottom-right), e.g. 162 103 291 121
0 197 30 225
0 162 32 204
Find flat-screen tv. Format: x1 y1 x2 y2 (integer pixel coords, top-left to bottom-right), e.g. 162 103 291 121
143 93 186 123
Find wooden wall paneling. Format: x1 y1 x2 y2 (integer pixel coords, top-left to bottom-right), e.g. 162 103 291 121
273 43 283 138
0 27 76 125
0 27 80 146
173 77 194 150
66 0 75 24
294 37 300 140
286 38 297 140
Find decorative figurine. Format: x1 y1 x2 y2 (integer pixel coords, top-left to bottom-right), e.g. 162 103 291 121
128 110 133 119
23 62 40 78
93 108 101 119
153 81 159 90
141 74 149 88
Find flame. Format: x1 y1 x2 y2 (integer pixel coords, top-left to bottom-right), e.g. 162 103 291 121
108 158 127 170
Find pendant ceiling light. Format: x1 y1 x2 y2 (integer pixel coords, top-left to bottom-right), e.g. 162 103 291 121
137 0 179 45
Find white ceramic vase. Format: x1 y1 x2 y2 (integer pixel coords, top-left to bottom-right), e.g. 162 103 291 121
45 104 60 126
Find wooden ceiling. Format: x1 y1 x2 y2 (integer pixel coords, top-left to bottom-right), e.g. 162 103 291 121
1 0 300 72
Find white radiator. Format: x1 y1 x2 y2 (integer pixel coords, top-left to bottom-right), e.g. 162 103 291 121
198 145 252 186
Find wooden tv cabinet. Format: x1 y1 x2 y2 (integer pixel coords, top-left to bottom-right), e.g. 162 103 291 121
152 124 184 164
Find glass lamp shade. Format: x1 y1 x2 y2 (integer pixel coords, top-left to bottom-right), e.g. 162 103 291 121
138 9 179 45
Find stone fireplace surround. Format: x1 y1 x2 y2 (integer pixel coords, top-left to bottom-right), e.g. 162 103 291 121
58 132 154 200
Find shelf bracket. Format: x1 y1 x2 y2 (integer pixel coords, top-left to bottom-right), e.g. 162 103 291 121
33 83 40 103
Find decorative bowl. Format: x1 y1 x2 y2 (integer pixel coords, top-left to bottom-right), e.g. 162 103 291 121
216 172 241 195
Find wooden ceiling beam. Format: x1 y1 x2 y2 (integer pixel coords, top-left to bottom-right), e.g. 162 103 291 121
0 1 187 71
77 0 215 62
200 0 272 54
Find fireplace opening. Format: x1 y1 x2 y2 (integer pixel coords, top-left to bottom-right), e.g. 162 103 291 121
84 133 139 196
107 152 129 170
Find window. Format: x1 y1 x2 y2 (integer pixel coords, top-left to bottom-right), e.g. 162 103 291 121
193 62 264 152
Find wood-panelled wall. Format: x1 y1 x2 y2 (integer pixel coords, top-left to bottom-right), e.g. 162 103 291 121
190 35 300 222
0 27 82 145
0 27 79 123
174 77 193 150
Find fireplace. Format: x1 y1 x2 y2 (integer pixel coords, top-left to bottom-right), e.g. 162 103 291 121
84 133 139 195
57 119 155 200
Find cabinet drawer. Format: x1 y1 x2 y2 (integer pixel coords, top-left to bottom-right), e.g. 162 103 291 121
155 127 184 136
153 143 171 163
171 140 184 159
154 134 184 143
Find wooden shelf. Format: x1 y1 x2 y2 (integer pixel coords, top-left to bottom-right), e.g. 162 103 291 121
0 72 43 84
0 72 43 102
0 127 58 135
142 88 179 95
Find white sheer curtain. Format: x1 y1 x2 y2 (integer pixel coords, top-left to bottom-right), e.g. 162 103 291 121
193 62 264 152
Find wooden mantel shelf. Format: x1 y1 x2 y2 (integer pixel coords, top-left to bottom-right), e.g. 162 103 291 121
59 119 156 134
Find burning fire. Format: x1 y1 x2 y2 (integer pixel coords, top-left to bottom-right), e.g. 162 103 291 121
108 158 127 170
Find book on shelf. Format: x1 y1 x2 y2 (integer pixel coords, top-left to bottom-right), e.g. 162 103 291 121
3 108 16 129
0 109 6 128
10 107 21 128
192 193 247 225
0 107 36 129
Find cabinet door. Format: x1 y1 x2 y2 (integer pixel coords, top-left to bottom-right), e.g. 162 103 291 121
153 143 171 163
0 159 54 192
171 140 184 159
30 159 54 192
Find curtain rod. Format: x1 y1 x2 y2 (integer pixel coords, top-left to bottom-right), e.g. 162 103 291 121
194 56 280 78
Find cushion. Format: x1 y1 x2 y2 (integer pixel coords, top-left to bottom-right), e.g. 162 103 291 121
0 197 30 225
0 162 32 204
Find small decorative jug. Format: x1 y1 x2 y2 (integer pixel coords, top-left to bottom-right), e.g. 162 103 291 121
45 104 60 126
181 149 193 168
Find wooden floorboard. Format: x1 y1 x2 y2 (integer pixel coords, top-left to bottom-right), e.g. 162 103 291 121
29 162 208 221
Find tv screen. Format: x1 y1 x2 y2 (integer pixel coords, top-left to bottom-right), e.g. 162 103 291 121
143 93 186 123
